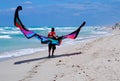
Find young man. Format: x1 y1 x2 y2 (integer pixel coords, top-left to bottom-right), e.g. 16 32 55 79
48 28 57 58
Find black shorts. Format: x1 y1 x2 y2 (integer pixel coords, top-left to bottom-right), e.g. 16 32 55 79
48 44 56 50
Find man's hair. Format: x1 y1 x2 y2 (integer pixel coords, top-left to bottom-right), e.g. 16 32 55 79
51 28 55 31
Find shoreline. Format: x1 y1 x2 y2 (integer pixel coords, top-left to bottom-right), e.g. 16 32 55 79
0 26 110 60
0 31 111 61
0 31 112 63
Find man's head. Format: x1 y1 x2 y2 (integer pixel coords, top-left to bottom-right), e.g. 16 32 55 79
51 28 55 32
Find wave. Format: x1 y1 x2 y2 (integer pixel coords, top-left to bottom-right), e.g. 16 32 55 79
29 28 47 30
29 26 76 30
91 30 109 35
29 27 76 31
0 28 4 30
0 27 20 35
55 27 76 29
0 47 47 60
0 35 12 39
0 31 21 34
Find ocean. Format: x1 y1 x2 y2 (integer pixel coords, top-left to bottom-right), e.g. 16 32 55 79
0 26 110 60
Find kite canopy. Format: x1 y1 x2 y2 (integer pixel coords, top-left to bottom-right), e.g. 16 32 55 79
14 6 86 45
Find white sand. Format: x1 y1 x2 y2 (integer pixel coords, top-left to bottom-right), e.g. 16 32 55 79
0 30 120 81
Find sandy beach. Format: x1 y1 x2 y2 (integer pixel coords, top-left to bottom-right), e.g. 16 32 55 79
0 29 120 81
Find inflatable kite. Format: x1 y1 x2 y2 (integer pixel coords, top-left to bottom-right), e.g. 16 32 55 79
14 6 86 45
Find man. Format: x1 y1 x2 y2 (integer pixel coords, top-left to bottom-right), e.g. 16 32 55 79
48 28 57 58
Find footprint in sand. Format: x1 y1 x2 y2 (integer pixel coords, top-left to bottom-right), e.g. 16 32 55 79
19 59 49 81
54 73 65 80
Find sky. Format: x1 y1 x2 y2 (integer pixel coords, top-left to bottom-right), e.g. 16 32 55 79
0 0 120 26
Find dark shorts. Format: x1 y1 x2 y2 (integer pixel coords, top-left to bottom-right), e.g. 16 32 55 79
48 44 56 50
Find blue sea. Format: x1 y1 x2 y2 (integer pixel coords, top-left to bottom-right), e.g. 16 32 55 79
0 26 110 60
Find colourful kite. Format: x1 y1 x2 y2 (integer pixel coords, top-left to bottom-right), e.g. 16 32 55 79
14 6 86 45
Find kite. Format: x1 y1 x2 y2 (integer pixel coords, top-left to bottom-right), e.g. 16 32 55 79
14 6 86 45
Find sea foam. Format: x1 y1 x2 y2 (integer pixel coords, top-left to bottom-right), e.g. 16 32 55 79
0 35 11 39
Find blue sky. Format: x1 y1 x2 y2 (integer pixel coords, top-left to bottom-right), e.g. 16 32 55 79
0 0 120 26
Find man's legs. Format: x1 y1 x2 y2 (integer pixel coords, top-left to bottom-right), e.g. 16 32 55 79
48 44 56 57
48 44 52 58
52 45 56 56
52 49 55 56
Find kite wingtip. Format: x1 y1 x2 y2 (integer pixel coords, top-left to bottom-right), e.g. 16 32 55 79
17 6 22 11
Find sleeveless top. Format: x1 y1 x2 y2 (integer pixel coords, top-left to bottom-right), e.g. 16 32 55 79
48 31 56 38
